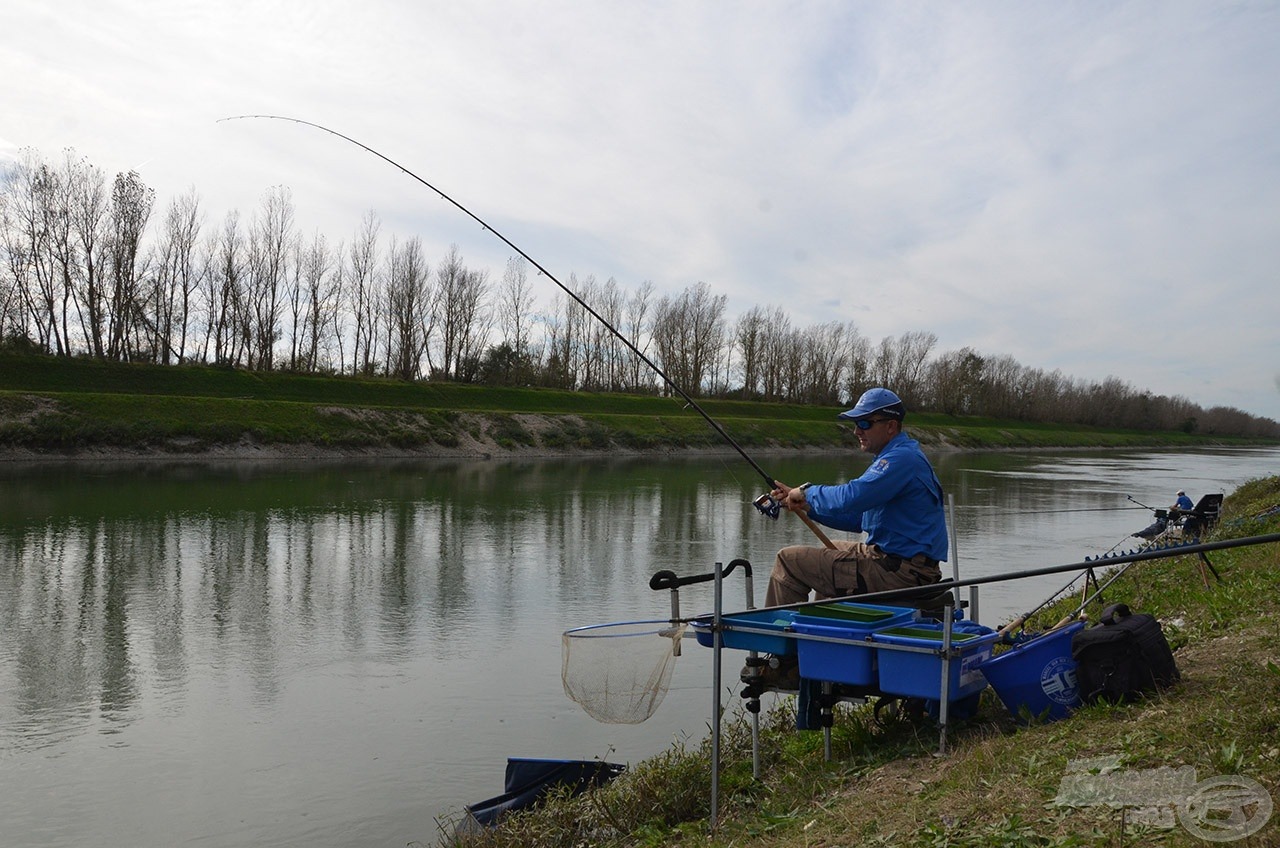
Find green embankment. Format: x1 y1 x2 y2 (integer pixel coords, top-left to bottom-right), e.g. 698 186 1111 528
448 476 1280 848
0 354 1269 455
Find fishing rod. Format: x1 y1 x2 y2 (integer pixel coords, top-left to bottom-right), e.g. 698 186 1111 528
220 114 833 548
996 569 1089 639
972 505 1150 516
718 530 1280 617
1047 558 1142 630
997 528 1138 639
1126 494 1159 511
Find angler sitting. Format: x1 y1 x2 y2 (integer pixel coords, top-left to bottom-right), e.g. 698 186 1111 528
743 387 948 691
1169 489 1194 520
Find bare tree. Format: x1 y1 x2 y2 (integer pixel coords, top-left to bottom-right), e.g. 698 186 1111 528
26 152 74 354
476 256 537 385
756 306 792 401
799 322 849 404
346 210 381 375
245 186 294 370
0 149 59 350
926 347 984 414
842 324 874 402
322 241 346 373
151 188 204 363
976 353 1023 419
541 291 580 389
452 266 492 382
106 169 155 361
384 236 431 380
64 153 110 357
201 210 248 366
650 282 727 396
287 230 338 372
623 280 654 392
573 274 604 389
869 330 936 406
734 305 769 398
430 245 468 379
496 256 535 356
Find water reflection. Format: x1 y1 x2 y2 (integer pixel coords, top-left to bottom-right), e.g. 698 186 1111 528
0 448 1276 847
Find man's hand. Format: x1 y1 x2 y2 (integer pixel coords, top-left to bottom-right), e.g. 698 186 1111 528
771 483 809 514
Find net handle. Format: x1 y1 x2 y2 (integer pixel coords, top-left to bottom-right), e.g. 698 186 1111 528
649 558 752 591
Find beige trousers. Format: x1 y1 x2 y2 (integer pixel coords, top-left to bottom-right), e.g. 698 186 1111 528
765 540 942 607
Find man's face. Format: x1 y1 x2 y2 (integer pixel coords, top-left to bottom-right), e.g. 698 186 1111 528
854 416 899 454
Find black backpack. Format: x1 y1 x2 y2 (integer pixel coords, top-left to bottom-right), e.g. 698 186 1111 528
1070 603 1181 704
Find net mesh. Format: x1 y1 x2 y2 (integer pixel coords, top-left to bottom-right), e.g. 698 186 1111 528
561 619 688 724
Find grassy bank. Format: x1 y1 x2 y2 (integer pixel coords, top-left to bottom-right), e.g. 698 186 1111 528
444 476 1280 848
1 355 1268 456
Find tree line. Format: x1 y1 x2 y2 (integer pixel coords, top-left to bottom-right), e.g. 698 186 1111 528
2 147 1276 438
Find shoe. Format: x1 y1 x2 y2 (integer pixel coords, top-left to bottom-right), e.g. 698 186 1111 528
740 655 801 691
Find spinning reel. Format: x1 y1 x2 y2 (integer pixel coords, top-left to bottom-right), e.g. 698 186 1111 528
752 492 781 519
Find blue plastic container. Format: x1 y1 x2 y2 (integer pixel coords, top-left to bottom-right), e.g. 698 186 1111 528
691 610 798 655
978 621 1085 723
871 621 998 700
790 604 918 686
793 602 919 627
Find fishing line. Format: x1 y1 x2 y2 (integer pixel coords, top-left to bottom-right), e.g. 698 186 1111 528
220 115 779 491
957 505 1150 516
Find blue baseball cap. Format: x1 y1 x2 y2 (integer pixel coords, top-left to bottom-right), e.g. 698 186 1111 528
839 387 906 421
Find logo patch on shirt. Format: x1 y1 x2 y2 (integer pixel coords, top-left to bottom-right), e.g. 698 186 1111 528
871 458 890 474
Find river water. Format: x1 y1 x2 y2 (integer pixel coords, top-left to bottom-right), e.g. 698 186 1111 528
1 446 1276 847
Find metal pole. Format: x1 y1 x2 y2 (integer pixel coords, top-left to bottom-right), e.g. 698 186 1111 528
948 493 980 624
823 682 832 762
669 584 682 656
743 568 760 780
936 597 954 757
710 561 723 831
948 493 960 585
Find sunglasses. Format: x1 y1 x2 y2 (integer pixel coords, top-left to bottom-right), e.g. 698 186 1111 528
853 417 895 430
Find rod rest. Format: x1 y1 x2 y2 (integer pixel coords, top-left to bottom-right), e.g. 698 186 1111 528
909 579 968 619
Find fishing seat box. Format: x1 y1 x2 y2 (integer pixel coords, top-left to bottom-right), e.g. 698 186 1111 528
870 621 998 701
979 621 1085 723
1070 603 1180 704
690 601 915 661
789 603 918 686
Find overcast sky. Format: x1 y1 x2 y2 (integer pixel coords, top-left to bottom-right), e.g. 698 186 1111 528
5 1 1279 421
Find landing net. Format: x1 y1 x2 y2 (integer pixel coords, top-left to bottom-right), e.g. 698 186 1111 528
561 619 688 724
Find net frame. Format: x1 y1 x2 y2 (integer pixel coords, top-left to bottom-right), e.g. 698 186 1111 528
561 618 688 724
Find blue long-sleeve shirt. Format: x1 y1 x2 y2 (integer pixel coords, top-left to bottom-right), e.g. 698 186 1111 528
803 431 949 563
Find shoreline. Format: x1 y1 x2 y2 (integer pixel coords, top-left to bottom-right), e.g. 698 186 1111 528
0 441 851 465
0 427 1254 468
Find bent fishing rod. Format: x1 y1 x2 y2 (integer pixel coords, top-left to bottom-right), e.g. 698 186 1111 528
220 114 833 548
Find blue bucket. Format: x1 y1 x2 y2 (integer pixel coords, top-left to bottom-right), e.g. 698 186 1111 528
979 621 1084 723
